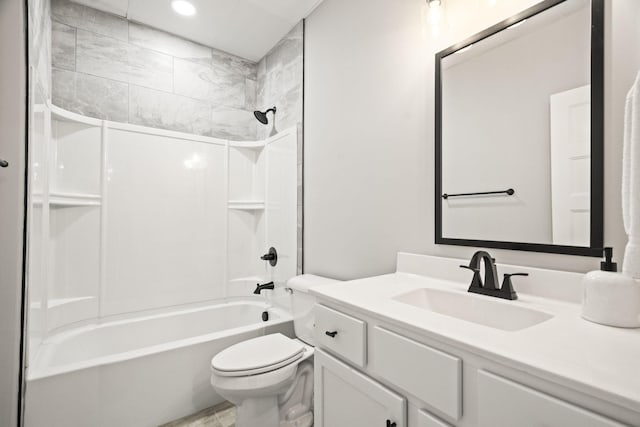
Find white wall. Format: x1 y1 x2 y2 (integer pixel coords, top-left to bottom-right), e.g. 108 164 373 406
0 0 27 424
304 0 640 280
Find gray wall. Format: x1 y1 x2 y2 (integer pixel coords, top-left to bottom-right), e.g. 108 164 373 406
304 0 640 280
0 0 28 424
51 0 258 140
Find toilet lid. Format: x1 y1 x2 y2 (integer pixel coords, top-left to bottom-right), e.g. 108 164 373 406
211 333 305 377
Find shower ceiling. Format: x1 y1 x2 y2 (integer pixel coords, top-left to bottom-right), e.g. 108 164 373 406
70 0 324 61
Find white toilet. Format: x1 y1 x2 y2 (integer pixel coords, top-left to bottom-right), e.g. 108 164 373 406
210 274 337 427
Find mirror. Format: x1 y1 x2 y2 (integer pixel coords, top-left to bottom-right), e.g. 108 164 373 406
435 0 604 256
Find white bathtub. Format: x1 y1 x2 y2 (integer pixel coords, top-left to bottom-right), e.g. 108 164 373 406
25 299 293 427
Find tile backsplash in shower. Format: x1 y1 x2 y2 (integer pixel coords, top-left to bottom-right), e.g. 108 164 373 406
51 0 258 140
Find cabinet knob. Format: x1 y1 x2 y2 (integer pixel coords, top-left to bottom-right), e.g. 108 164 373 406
0 158 8 168
325 330 338 338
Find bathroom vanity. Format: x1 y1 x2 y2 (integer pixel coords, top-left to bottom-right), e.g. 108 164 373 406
311 253 640 427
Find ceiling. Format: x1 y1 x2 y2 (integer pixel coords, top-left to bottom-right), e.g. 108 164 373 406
71 0 324 61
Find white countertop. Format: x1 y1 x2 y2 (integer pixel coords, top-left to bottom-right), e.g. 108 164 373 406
310 254 640 414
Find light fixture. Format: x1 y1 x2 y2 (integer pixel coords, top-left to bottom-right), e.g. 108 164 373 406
171 0 196 16
427 0 442 26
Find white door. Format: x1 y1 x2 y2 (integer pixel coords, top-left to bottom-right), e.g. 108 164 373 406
314 349 406 427
264 129 298 284
550 85 591 246
0 0 27 424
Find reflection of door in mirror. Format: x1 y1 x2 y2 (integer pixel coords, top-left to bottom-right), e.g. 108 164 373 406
550 85 590 246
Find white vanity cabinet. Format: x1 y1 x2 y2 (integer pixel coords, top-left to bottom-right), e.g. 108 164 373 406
477 371 628 427
312 302 638 427
314 349 406 427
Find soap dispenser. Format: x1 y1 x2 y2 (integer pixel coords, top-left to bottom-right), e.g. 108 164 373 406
582 247 640 328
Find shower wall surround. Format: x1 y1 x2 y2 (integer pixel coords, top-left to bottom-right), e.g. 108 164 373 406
51 0 258 140
256 22 304 273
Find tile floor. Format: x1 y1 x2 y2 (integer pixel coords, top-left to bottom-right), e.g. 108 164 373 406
160 401 236 427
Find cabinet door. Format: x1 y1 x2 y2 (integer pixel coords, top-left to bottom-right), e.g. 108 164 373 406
314 349 406 427
478 371 626 427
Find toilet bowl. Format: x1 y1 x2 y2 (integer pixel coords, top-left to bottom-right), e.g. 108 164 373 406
210 274 338 427
211 334 314 427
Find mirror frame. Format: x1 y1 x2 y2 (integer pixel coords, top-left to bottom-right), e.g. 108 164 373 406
435 0 604 257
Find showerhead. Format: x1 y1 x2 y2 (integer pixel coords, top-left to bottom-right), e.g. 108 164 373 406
253 107 276 125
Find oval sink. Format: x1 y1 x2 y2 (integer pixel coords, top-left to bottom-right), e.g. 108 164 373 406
392 288 553 331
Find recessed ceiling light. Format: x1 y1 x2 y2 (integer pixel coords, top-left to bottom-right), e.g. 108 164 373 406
172 0 196 16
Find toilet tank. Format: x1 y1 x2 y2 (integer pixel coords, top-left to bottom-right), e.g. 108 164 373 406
287 274 339 346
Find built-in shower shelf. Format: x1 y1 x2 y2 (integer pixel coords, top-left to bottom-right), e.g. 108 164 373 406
228 141 266 150
49 192 102 208
228 200 265 210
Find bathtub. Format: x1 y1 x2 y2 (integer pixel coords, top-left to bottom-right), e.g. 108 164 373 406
25 299 293 427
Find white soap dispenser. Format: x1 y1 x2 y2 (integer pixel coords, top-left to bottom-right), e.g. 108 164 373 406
582 247 640 328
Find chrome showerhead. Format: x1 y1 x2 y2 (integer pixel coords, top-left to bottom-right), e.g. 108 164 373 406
253 107 276 125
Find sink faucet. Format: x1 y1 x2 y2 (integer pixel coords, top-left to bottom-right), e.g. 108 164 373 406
459 251 527 300
254 281 275 294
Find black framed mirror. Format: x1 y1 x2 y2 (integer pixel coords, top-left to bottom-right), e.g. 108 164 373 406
435 0 604 257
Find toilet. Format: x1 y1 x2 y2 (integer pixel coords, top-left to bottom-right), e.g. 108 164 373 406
210 274 337 427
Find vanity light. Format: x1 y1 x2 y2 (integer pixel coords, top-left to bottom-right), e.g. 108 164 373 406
427 0 443 29
171 0 196 16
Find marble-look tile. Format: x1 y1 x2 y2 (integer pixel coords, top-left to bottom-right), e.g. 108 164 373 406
264 23 303 76
53 68 128 122
77 30 173 92
52 21 75 71
76 29 129 82
129 22 211 63
127 44 173 92
245 79 256 110
160 402 234 427
174 58 245 108
129 85 213 136
52 0 128 42
211 107 256 141
214 406 236 427
211 48 257 80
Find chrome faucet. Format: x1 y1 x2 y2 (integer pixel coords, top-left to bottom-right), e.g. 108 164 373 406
459 251 527 300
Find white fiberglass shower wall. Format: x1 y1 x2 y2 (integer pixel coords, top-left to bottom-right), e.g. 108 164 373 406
25 102 298 426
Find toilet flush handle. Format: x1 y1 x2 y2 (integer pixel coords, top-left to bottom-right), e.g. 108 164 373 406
325 331 338 338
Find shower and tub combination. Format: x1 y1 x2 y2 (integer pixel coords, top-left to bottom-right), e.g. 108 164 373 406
24 100 298 426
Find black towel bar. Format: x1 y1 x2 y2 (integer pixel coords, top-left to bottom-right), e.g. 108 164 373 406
442 188 515 200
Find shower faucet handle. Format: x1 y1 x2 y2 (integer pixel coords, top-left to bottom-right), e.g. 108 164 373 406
260 247 278 267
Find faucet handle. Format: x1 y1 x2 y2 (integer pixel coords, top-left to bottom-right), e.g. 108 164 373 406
460 265 483 289
500 273 528 300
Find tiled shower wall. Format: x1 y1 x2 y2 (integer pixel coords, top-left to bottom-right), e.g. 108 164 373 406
256 22 304 273
50 0 258 140
29 0 52 98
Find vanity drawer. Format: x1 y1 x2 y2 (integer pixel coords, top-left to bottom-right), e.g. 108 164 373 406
313 304 367 367
477 371 626 427
369 327 462 420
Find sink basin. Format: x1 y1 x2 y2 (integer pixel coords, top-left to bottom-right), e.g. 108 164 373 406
392 288 553 331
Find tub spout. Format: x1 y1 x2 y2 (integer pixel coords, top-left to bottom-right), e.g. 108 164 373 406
254 281 275 294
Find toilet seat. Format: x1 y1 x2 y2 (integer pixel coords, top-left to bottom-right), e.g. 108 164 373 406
211 334 305 377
